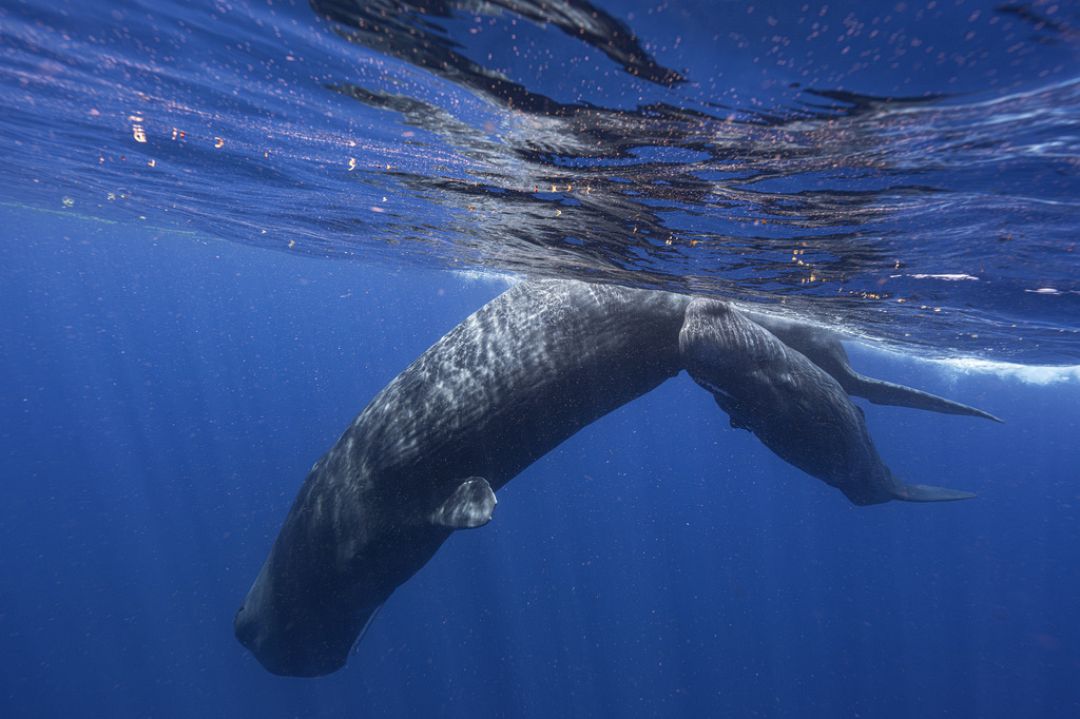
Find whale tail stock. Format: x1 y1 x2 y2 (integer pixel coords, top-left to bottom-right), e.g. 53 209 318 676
738 309 1002 423
843 371 1003 424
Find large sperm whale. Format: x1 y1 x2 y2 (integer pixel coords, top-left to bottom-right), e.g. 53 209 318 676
235 279 995 676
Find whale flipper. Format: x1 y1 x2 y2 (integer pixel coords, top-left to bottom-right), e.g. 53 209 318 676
430 477 497 529
891 483 977 502
741 310 1002 422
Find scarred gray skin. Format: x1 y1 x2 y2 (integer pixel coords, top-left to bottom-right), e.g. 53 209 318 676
236 279 988 677
235 281 689 676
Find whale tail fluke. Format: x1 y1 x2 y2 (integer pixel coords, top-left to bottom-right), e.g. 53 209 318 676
892 483 977 502
737 310 1002 423
845 372 1003 423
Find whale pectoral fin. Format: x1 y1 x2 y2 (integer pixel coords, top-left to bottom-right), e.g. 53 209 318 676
892 483 977 502
429 477 497 529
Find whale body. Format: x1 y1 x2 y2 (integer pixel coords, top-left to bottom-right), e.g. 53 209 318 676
235 280 993 676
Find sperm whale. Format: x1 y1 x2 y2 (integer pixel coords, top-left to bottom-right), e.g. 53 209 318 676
235 279 993 676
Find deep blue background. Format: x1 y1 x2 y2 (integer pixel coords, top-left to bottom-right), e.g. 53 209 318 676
2 205 1079 718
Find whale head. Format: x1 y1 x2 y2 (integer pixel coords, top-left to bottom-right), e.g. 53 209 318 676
235 499 451 677
233 555 378 677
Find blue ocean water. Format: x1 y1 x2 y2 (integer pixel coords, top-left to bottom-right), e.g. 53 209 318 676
2 1 1080 717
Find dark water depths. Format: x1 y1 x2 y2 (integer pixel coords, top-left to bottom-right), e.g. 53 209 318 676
2 0 1079 361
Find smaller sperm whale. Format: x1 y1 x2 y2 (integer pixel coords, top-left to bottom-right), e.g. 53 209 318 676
236 280 995 676
681 299 978 505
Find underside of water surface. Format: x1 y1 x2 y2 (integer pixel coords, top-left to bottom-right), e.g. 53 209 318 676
2 0 1078 362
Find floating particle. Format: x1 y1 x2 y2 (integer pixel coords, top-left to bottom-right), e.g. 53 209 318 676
62 196 74 208
909 273 978 281
348 157 357 171
132 124 147 143
214 137 224 149
288 239 296 249
147 159 156 167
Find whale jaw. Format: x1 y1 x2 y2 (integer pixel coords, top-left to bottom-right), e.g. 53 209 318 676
891 483 977 502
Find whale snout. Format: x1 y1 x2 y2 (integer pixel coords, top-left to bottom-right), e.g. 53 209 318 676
234 598 353 677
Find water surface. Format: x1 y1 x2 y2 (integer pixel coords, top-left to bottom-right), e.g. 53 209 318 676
3 0 1078 360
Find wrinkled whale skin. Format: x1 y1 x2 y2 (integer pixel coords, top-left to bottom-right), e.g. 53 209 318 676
236 281 690 676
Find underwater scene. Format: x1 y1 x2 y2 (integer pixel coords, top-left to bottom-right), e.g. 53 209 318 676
2 0 1079 716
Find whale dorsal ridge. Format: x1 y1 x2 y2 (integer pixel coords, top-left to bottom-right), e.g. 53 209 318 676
429 477 497 529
